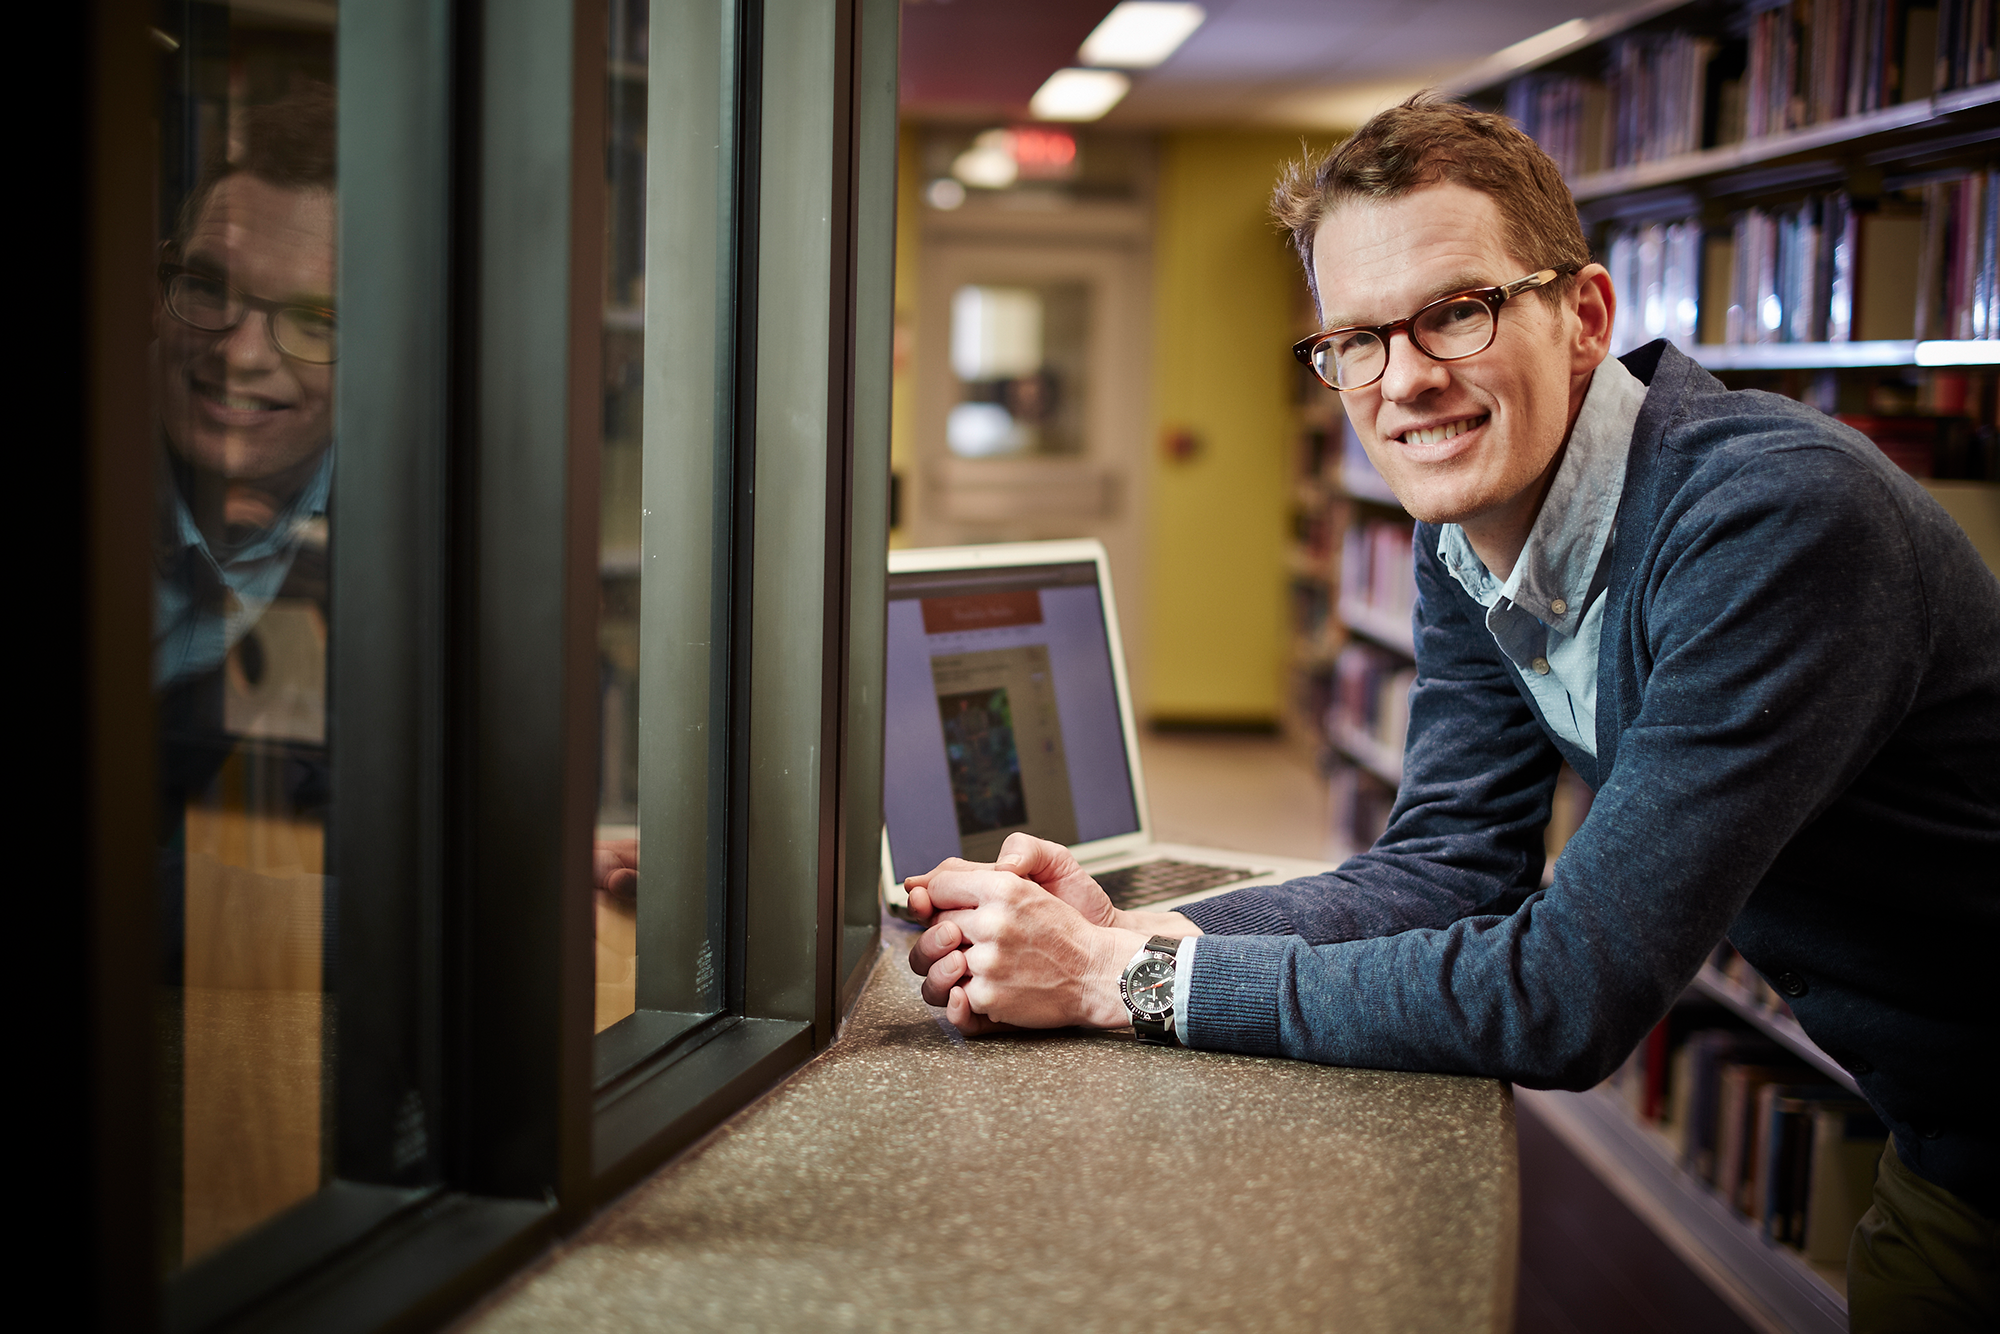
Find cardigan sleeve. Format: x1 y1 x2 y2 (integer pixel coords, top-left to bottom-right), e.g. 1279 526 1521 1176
1181 519 1562 946
1180 443 1933 1085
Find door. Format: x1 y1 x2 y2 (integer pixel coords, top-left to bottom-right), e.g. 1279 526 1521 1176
912 236 1151 689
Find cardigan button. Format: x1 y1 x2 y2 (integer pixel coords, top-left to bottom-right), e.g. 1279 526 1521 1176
1531 657 1551 675
1550 598 1568 615
1776 971 1808 997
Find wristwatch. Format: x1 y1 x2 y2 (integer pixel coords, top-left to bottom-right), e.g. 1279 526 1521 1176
1119 935 1183 1045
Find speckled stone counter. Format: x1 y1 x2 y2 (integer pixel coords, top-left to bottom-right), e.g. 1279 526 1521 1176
459 922 1519 1333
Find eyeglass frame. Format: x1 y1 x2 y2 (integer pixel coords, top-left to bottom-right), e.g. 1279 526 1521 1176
157 261 341 365
1291 265 1580 393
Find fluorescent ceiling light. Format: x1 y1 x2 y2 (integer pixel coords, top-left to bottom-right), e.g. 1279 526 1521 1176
1078 2 1206 68
1030 69 1131 122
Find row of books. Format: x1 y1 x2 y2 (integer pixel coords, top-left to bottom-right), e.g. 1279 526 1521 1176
1605 219 1705 353
1914 168 2000 339
1505 32 1718 175
1604 972 1888 1265
1339 517 1417 628
1287 575 1332 646
1606 31 1717 167
1723 194 1865 345
1329 643 1416 761
1937 0 2000 91
1743 0 1930 139
1599 188 1932 352
1500 0 1992 176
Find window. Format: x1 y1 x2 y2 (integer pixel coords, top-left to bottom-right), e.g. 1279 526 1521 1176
64 0 897 1326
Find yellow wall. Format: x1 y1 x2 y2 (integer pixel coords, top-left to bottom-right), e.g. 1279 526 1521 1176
1146 130 1323 723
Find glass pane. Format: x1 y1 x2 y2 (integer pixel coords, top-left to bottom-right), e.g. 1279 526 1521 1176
594 0 647 1035
152 1 342 1268
153 0 440 1285
946 281 1090 458
593 0 736 1083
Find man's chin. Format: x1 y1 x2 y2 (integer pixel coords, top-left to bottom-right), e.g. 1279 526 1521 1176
166 432 329 488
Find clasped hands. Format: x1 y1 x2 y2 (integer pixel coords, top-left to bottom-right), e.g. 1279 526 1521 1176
904 832 1200 1036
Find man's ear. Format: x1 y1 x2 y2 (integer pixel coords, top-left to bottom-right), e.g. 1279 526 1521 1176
1570 263 1615 369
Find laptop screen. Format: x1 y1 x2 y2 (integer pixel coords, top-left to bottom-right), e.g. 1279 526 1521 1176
883 558 1141 881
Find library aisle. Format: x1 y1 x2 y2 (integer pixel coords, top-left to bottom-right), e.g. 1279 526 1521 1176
1136 728 1335 861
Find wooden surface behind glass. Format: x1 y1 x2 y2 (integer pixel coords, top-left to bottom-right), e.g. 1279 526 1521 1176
179 767 326 1264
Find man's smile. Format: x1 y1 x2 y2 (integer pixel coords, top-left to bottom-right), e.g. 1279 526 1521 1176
190 375 293 423
1383 411 1490 463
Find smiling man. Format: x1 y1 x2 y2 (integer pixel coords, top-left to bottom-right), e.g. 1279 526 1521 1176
905 95 1998 1327
154 84 336 694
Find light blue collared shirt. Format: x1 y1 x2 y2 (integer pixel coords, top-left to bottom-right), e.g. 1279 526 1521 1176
154 450 332 689
1432 354 1646 757
1171 356 1647 1043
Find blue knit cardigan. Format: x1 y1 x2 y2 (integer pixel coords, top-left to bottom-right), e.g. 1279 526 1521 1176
1180 341 2000 1215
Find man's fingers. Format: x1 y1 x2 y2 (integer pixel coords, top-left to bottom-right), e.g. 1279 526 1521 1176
907 918 963 976
904 882 934 921
945 984 1019 1037
920 947 968 1008
994 832 1063 879
904 856 983 892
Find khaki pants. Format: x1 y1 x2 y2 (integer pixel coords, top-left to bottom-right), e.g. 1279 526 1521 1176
1848 1140 1998 1333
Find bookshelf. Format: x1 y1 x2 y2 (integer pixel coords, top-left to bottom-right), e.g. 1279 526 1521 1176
1447 1 2000 1323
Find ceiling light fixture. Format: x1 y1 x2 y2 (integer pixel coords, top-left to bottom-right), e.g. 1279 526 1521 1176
1029 69 1131 122
1078 2 1206 68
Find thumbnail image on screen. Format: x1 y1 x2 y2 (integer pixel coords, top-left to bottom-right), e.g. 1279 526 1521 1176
937 688 1027 834
930 642 1079 860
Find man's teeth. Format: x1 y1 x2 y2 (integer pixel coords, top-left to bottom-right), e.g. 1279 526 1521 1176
206 390 278 411
1402 417 1480 446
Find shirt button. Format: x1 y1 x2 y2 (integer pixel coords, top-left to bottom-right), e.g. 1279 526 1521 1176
1531 657 1551 675
1550 598 1568 615
1776 971 1808 997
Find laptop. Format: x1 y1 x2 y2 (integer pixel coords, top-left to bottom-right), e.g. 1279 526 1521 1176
882 538 1336 918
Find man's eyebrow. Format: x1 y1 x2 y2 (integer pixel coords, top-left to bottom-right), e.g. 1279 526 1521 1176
174 250 336 309
1322 271 1501 331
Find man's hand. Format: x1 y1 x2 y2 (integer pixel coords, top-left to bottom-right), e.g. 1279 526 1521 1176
593 838 638 899
912 863 1143 1033
902 833 1205 1036
904 832 1114 927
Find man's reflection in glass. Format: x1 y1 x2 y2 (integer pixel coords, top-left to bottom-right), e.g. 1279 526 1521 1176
155 83 337 1263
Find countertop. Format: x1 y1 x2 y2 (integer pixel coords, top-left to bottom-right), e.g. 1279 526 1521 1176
458 921 1519 1332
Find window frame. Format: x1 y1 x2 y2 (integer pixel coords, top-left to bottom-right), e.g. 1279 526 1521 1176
64 0 897 1325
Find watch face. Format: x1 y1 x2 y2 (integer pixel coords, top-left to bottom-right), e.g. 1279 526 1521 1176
1124 955 1175 1018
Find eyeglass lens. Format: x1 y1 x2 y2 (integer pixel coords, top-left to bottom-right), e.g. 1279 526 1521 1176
1317 294 1496 390
166 272 338 363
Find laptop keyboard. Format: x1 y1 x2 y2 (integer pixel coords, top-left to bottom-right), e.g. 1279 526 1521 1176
1094 859 1257 910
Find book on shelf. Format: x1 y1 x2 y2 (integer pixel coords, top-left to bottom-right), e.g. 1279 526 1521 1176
1339 515 1417 636
1329 643 1415 763
1914 167 2000 340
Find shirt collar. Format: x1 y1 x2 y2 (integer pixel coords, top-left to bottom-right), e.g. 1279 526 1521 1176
1436 353 1645 637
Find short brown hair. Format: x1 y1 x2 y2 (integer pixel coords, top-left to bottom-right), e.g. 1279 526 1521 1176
175 81 337 244
1273 91 1589 316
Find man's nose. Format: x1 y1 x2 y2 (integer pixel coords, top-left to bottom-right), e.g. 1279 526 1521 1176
1376 329 1448 403
218 308 284 369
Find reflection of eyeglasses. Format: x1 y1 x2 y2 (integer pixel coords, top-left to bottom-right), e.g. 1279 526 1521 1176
1292 266 1578 392
158 264 339 364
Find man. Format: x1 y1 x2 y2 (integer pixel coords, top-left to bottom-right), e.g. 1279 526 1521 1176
905 95 1998 1327
156 84 338 975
